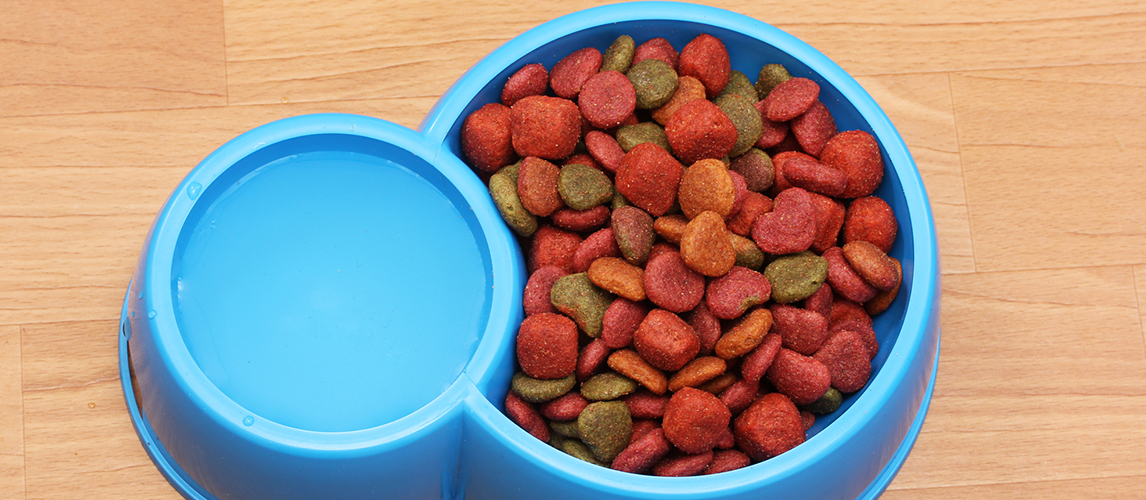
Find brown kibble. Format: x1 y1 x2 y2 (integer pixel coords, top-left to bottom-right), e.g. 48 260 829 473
651 75 707 125
865 258 902 315
608 349 669 395
668 356 728 392
680 211 736 277
843 240 901 291
678 159 736 220
653 214 689 244
588 257 647 302
714 308 773 360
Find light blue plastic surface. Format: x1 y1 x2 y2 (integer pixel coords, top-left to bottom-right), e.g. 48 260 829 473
120 2 941 500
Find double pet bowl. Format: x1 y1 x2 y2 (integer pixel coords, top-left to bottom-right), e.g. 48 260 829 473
119 3 941 499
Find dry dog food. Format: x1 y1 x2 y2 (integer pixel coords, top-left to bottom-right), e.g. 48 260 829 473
460 32 904 476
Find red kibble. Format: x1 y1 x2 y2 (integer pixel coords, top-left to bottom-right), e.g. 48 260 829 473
734 392 804 461
602 297 650 349
754 100 790 149
678 33 731 98
630 419 661 444
823 246 877 303
563 152 602 172
718 377 760 415
550 47 603 99
767 151 815 197
814 329 872 393
501 63 549 107
516 156 564 217
665 99 738 164
725 191 773 237
770 304 830 356
633 309 700 372
705 266 772 320
843 196 898 253
626 390 670 419
686 301 722 355
790 100 837 158
571 227 622 273
830 318 880 361
782 156 847 198
584 130 626 173
803 282 834 320
551 205 611 233
740 332 782 383
808 192 846 254
704 450 751 474
750 187 817 255
576 338 612 382
510 96 581 160
728 170 749 216
663 387 732 454
528 224 582 274
632 37 679 71
505 392 550 443
540 391 590 421
579 70 638 129
762 77 820 122
829 297 873 329
613 427 672 474
654 451 715 477
523 266 568 317
461 102 516 174
516 312 579 380
821 130 884 199
643 250 705 313
800 410 816 431
766 348 831 405
615 142 685 217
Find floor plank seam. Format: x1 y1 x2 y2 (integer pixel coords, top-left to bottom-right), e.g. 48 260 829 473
1131 267 1146 361
946 72 978 274
885 473 1146 492
19 324 27 500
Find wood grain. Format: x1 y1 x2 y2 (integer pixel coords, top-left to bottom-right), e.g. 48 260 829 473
0 326 24 500
0 0 227 117
2 1 1146 499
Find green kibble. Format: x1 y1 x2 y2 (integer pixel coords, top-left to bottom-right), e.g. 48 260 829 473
800 387 843 415
755 63 792 99
715 93 764 157
601 35 635 73
764 251 829 304
732 235 766 270
550 273 613 337
558 164 613 211
561 439 608 466
549 419 581 439
611 190 632 210
626 58 678 109
576 401 632 463
548 432 568 450
615 122 671 154
580 372 639 401
511 372 576 403
489 171 537 237
717 70 759 101
497 160 521 184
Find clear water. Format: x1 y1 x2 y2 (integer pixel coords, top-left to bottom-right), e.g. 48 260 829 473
175 150 488 432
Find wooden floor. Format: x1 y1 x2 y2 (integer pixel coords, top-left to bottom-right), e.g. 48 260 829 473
2 1 1145 498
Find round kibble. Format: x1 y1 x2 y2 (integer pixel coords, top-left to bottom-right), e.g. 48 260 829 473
582 372 640 401
516 156 564 217
510 96 581 160
734 392 804 461
764 250 829 304
579 70 638 129
633 309 700 372
627 58 679 110
461 102 516 174
516 312 579 380
821 130 884 199
718 70 758 101
790 100 837 158
528 224 581 273
558 163 613 211
550 47 603 99
679 33 731 98
615 142 683 217
678 158 736 220
662 387 731 454
705 266 771 320
729 148 775 193
843 195 898 253
549 272 613 338
762 77 820 122
633 37 679 70
665 99 737 165
578 400 633 463
502 63 549 107
715 93 764 157
643 250 705 313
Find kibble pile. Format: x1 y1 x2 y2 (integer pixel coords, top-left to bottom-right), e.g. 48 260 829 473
461 33 903 476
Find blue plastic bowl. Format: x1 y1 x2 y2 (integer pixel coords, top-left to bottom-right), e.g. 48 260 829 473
120 3 940 499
